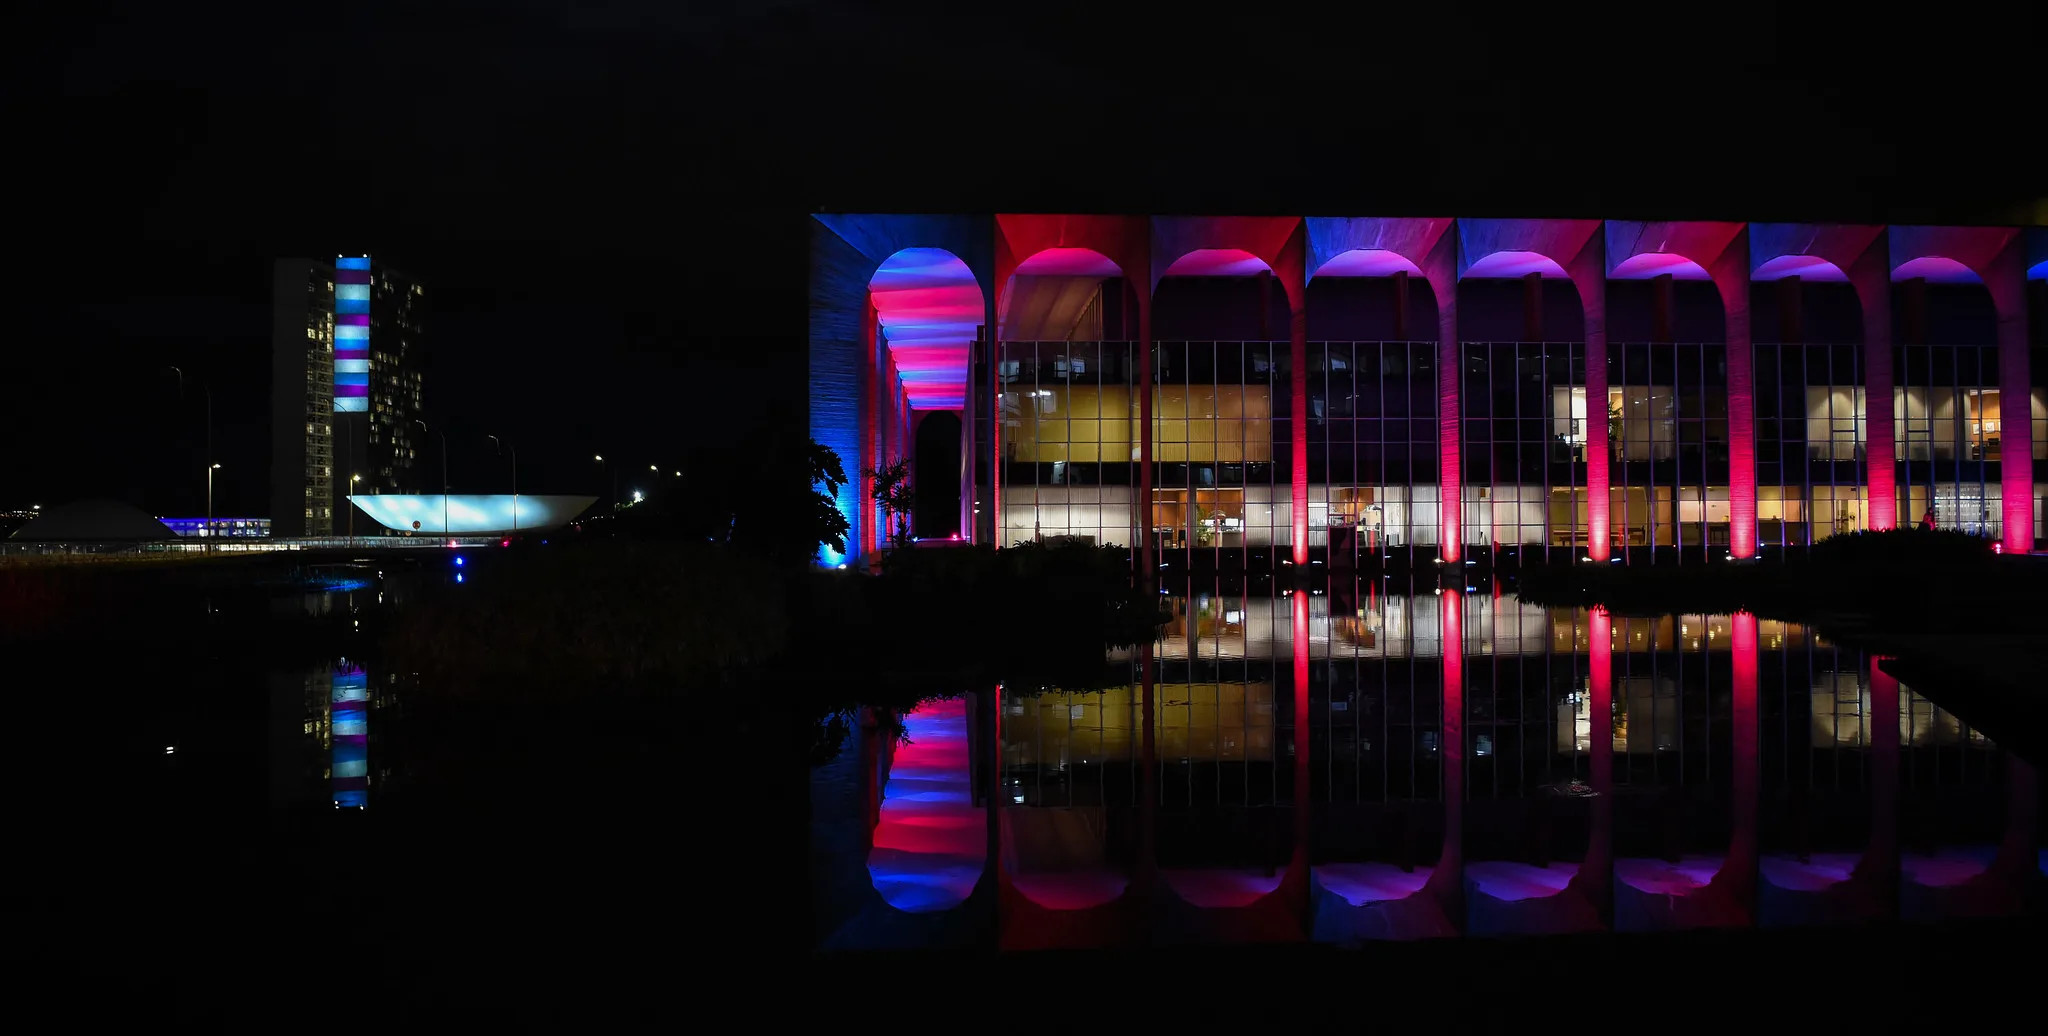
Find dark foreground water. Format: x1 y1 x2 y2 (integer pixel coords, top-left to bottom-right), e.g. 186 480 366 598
818 576 2045 951
9 561 2044 1016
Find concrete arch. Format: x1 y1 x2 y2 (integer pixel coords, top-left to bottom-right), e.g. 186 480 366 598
1887 225 2032 552
1305 219 1462 561
1151 217 1313 565
1606 221 1755 555
811 214 995 564
989 243 1139 555
994 215 1155 567
869 247 985 411
1456 219 1608 559
1751 224 1895 531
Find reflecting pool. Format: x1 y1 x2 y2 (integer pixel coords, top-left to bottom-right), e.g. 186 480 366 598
820 575 2044 949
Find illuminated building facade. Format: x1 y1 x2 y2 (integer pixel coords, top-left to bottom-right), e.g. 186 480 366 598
271 256 427 537
810 217 2046 565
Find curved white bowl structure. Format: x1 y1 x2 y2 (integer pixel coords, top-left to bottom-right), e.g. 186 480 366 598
348 495 596 535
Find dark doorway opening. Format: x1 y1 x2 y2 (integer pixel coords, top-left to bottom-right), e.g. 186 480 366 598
914 411 962 538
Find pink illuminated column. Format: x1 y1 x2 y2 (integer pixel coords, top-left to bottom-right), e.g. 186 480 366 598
1997 303 2034 553
1721 264 1757 558
1290 287 1309 567
1437 294 1462 563
1726 612 1760 915
1854 237 1897 530
1585 313 1611 561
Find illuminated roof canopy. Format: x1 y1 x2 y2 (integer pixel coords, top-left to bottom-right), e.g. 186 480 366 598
349 494 596 535
870 248 981 411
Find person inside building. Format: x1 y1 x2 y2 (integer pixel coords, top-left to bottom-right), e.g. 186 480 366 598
1920 507 1937 531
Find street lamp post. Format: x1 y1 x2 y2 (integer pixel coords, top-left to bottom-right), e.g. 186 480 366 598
348 474 361 546
207 463 221 551
595 454 615 512
489 435 518 539
417 419 448 537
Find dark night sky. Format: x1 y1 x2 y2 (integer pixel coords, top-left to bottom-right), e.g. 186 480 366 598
6 3 2039 518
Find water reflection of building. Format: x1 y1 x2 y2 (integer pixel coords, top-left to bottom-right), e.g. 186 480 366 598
1810 678 1993 749
331 663 370 807
1004 591 2009 823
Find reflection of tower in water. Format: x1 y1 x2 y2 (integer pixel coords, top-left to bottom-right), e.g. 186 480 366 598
331 662 370 808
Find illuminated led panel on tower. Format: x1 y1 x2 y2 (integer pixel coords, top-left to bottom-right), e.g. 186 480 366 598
334 256 372 413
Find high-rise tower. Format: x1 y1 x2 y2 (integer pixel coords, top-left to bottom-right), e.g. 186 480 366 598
271 255 426 536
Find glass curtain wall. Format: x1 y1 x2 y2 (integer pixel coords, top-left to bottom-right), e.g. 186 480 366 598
996 340 1141 549
1148 341 1282 567
1895 344 2004 538
1304 341 1442 563
1608 343 1731 557
1755 343 1865 548
1460 342 1580 553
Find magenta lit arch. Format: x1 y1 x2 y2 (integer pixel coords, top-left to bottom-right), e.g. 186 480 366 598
1312 248 1426 279
999 246 1129 343
1013 247 1124 278
1161 247 1272 278
1461 250 1570 279
1752 254 1850 283
869 248 983 410
1890 255 1982 284
1610 252 1712 281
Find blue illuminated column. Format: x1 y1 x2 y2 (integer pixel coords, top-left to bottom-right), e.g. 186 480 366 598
331 663 369 807
334 257 372 413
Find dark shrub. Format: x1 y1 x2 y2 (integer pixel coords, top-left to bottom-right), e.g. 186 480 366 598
1802 528 1997 569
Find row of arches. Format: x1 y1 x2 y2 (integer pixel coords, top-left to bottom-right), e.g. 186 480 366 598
810 216 2045 564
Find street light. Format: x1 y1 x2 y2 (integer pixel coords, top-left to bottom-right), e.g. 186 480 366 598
417 419 448 538
594 454 615 512
349 474 361 545
489 435 518 539
207 463 222 550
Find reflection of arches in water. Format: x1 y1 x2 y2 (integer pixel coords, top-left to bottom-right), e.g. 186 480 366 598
866 697 986 913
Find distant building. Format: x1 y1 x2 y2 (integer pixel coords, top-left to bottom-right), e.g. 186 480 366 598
159 517 272 539
270 256 427 537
